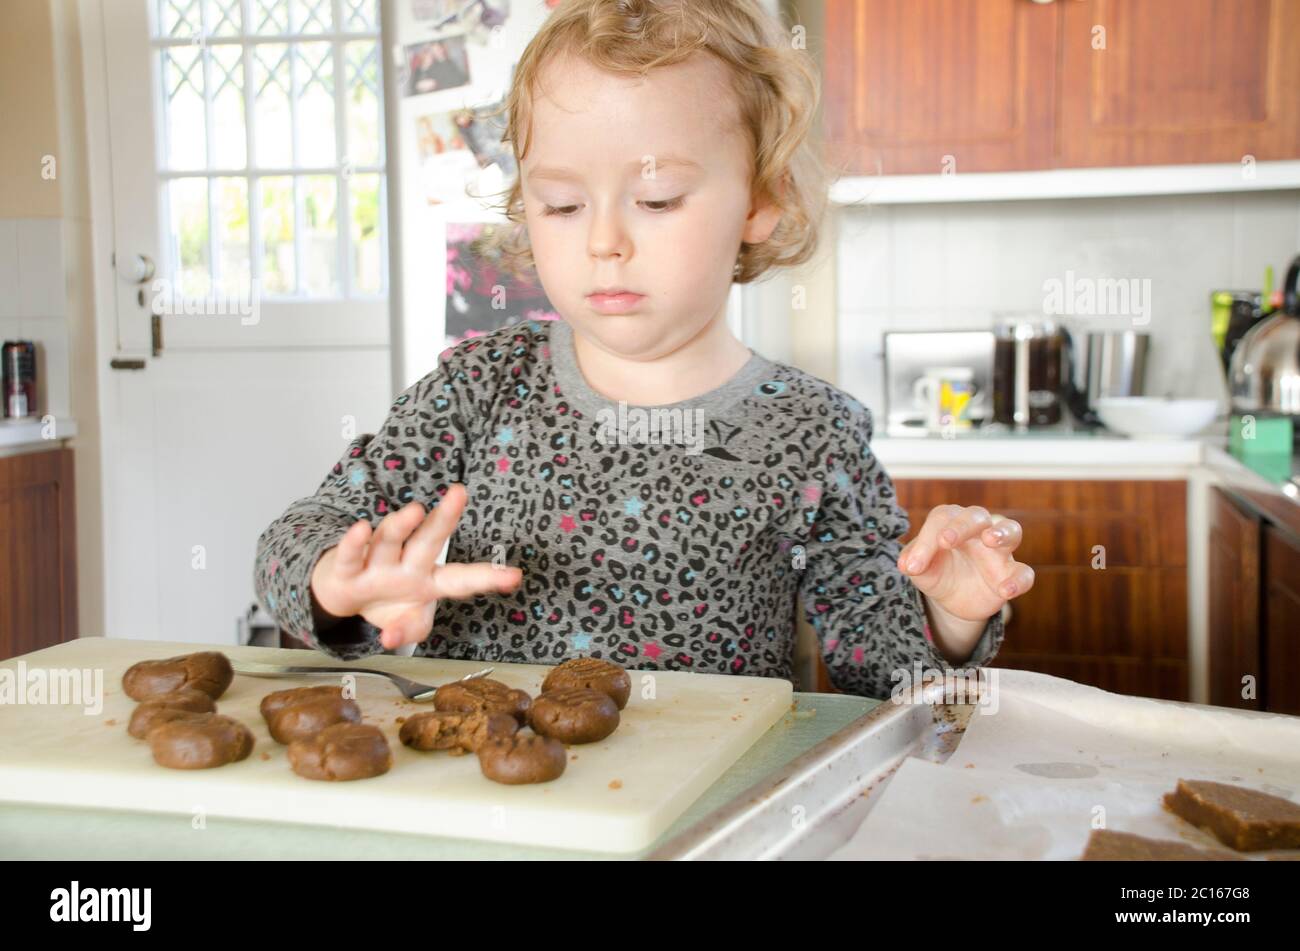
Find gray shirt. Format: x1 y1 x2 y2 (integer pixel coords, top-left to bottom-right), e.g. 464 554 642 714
253 317 1004 698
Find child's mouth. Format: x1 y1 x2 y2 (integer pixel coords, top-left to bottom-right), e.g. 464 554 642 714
585 291 646 314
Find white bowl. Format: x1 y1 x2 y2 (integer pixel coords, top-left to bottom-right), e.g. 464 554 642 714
1094 397 1219 439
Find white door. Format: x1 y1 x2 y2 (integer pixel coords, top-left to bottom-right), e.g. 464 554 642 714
84 0 393 643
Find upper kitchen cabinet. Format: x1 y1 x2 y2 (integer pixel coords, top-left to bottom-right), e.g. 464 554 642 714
823 0 1300 175
1057 0 1300 168
824 0 1059 175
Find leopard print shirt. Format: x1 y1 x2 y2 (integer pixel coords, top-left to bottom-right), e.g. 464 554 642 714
253 317 1004 699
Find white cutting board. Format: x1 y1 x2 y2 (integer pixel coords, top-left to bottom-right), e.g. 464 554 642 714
0 638 792 852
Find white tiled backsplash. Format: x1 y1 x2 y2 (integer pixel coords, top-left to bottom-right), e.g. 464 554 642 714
0 217 70 420
837 190 1300 421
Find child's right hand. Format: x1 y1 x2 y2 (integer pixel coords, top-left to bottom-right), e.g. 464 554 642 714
309 483 522 650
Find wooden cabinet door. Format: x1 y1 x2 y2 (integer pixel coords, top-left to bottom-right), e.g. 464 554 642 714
891 479 1188 701
1263 525 1300 715
1057 0 1300 167
0 449 79 660
1207 487 1262 710
823 0 1059 174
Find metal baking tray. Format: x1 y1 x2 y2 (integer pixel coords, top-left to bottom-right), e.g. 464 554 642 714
648 680 982 860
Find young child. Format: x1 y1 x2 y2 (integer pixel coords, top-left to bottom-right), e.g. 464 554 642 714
253 0 1034 699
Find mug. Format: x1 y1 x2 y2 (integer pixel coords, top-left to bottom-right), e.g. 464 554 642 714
913 366 977 433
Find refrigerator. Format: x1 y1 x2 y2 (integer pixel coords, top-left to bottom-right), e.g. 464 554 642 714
378 0 783 392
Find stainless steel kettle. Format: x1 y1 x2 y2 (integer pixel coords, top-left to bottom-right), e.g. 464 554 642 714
1230 253 1300 419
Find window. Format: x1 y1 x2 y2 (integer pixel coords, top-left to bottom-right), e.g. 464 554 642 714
152 0 386 301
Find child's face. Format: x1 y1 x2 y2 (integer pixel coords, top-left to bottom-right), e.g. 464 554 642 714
520 52 781 360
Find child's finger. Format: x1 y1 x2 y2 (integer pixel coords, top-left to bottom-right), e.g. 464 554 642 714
430 562 523 601
981 516 1022 551
899 504 962 575
993 561 1035 600
937 505 993 550
332 519 372 578
404 483 468 572
379 608 423 650
368 500 427 567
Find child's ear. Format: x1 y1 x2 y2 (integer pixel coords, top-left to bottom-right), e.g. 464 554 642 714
742 173 788 245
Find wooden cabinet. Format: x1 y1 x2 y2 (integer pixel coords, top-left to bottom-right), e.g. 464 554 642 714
1057 0 1300 168
823 0 1058 175
816 478 1189 701
1207 485 1300 715
1207 487 1261 709
1262 525 1300 715
824 0 1300 174
0 448 79 660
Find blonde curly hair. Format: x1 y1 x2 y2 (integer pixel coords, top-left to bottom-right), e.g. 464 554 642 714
471 0 831 285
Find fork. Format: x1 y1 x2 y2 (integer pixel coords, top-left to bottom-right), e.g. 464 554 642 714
230 660 495 703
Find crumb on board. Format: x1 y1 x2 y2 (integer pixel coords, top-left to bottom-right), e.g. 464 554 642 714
570 754 579 761
742 697 749 702
395 716 406 724
965 763 975 769
609 779 623 790
972 795 987 804
105 719 117 727
260 752 271 761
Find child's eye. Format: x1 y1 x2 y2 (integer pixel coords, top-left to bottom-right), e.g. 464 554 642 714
641 197 685 213
541 204 579 217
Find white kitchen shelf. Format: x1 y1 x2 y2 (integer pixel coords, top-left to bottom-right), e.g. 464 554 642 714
830 160 1300 206
0 416 77 454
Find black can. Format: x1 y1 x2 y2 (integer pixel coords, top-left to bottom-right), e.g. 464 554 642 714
3 340 37 419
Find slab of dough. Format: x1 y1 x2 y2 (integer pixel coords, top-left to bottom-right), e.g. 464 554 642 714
122 652 234 701
1081 829 1241 861
1163 778 1300 851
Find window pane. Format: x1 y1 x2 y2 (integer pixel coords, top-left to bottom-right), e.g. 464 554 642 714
157 0 201 38
342 0 378 32
162 46 206 170
169 177 210 298
295 42 336 166
350 173 382 294
260 176 296 294
293 0 333 34
345 42 381 167
206 0 242 37
302 175 338 296
215 177 250 297
211 45 246 169
252 0 290 34
253 44 292 168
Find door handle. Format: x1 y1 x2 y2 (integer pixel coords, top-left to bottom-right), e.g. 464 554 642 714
115 252 155 285
109 358 147 370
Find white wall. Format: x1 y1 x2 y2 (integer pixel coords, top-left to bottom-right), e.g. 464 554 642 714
836 190 1300 419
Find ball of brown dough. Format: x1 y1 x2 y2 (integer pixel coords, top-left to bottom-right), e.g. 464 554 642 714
127 688 217 739
399 710 518 754
147 714 255 769
122 651 234 701
476 733 567 785
529 687 620 744
260 685 361 744
434 678 531 726
288 722 392 781
542 657 631 710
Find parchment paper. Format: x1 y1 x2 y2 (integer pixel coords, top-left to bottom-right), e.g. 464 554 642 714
829 669 1300 860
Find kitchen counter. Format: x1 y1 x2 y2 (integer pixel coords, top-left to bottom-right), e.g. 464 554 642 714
0 416 77 458
0 692 875 860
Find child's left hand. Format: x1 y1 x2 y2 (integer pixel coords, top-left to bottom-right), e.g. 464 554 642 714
897 505 1034 622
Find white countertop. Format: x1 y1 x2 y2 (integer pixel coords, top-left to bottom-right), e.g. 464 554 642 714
873 433 1205 469
0 416 78 454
